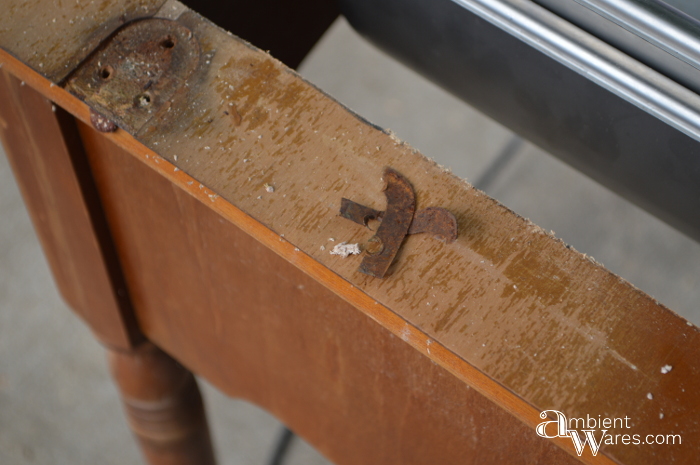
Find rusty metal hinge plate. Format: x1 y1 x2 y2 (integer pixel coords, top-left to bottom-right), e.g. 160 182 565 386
64 18 200 133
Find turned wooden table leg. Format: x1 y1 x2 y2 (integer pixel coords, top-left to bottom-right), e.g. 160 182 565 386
107 342 217 465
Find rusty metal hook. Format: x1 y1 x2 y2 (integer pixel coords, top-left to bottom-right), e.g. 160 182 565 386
340 167 458 278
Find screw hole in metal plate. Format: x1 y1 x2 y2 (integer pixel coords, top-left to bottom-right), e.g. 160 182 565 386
160 36 176 49
99 65 113 80
136 93 152 107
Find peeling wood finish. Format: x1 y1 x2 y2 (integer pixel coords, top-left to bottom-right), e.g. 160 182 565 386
0 0 166 82
1 2 699 464
122 11 697 464
78 126 580 465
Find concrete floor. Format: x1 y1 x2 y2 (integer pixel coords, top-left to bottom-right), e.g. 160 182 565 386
2 17 700 465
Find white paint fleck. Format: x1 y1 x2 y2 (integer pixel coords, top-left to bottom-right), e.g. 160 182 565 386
659 413 664 419
661 365 673 374
264 183 274 193
330 242 361 258
647 393 654 400
320 245 325 251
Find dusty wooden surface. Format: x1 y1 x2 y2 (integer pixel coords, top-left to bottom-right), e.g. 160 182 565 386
80 123 581 465
0 0 166 82
1 1 698 464
0 70 141 349
128 10 697 464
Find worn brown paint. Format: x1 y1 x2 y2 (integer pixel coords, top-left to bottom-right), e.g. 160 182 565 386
0 0 167 82
84 125 580 465
110 14 695 465
0 1 698 464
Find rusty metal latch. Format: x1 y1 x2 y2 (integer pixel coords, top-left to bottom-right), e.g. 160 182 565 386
64 18 200 134
340 167 458 278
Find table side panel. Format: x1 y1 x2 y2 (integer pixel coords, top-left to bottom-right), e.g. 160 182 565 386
79 122 579 465
0 71 141 349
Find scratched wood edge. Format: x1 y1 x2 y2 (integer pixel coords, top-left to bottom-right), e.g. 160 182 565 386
0 49 620 465
135 13 696 465
4 6 699 462
0 26 692 463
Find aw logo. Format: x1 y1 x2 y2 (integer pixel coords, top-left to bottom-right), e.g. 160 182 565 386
536 410 611 456
536 409 681 454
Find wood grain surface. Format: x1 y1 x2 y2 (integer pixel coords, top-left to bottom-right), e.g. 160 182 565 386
128 10 697 464
0 0 166 82
82 123 579 465
0 70 141 349
1 1 698 464
108 342 216 465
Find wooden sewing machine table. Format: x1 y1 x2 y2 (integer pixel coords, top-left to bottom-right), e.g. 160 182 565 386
0 1 697 464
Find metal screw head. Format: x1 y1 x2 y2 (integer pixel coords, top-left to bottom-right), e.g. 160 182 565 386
365 236 384 255
89 108 117 133
136 92 152 107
